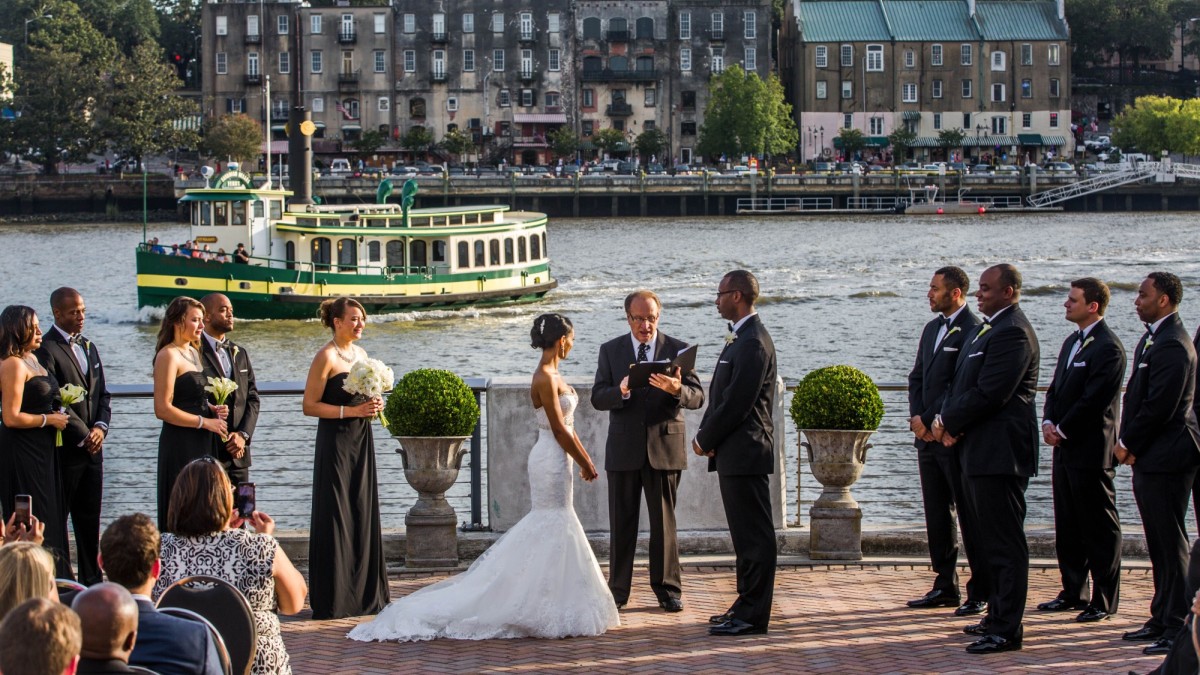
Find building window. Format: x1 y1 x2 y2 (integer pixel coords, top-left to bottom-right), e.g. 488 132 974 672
409 98 424 117
278 15 289 34
904 50 914 68
1022 112 1032 128
843 113 852 129
582 89 594 108
459 13 473 33
216 52 227 75
816 81 827 99
499 89 510 107
679 11 690 39
841 80 852 99
492 12 504 33
1021 43 1032 65
961 79 972 98
991 116 1006 135
583 17 601 39
549 48 560 71
464 49 475 72
870 117 883 135
447 97 458 112
378 97 389 112
682 90 695 109
902 82 917 102
1050 112 1059 128
840 44 853 67
374 50 386 73
493 50 505 71
312 97 324 112
963 112 971 128
432 13 444 37
744 11 756 39
1048 44 1061 65
433 50 445 78
680 48 692 71
991 50 1005 71
310 50 322 74
1021 78 1032 98
247 52 259 76
961 44 972 66
216 16 227 35
933 113 942 130
866 45 883 71
247 15 259 39
815 46 827 68
545 91 560 110
374 13 385 34
712 47 724 73
403 50 415 73
227 98 243 113
711 13 724 38
991 83 1005 102
932 79 943 98
645 88 655 106
310 14 321 34
681 121 696 135
1049 78 1061 97
582 120 594 136
745 46 756 71
278 52 290 74
520 13 533 40
548 13 560 33
520 89 533 107
403 14 415 33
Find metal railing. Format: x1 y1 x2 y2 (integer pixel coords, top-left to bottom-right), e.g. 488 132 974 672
580 68 658 82
735 197 834 212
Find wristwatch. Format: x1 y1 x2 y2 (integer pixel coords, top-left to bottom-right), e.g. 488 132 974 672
932 415 944 430
237 431 250 443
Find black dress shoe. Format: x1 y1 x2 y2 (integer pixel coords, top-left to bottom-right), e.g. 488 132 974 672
1037 597 1087 612
966 634 1022 654
709 611 734 625
1143 637 1173 655
963 621 990 636
955 600 987 616
614 600 627 610
708 619 768 636
659 598 684 613
907 589 962 609
1123 626 1164 641
1076 607 1111 623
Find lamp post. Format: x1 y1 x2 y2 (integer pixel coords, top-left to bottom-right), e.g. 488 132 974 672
819 126 825 160
24 13 51 44
975 123 987 163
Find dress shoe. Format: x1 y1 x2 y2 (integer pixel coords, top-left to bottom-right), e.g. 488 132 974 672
614 600 627 610
708 619 768 637
659 598 684 613
709 611 734 625
1143 637 1173 655
1075 607 1111 623
966 634 1022 654
906 589 962 609
1123 626 1164 642
1037 597 1087 612
955 600 987 616
963 620 991 636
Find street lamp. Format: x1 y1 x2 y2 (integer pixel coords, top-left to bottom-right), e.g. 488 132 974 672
24 13 51 44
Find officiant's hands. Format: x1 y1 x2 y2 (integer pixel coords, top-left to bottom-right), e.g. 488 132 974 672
619 376 630 397
648 367 682 396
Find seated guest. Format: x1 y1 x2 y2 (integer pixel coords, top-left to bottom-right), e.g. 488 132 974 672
153 459 306 675
0 541 57 618
71 583 138 674
1 512 45 546
0 597 81 675
99 513 222 675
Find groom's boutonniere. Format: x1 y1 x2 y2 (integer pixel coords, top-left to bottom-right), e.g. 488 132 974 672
724 330 738 346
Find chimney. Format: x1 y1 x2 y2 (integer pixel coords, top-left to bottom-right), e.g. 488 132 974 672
967 0 976 18
1057 0 1065 21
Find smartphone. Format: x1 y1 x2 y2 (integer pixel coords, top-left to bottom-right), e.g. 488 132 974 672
13 495 31 529
234 483 256 519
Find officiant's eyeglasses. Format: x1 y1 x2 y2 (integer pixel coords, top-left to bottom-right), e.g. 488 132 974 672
716 290 738 297
627 314 658 324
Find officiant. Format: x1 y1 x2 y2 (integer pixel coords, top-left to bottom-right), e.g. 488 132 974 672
200 294 260 485
591 290 703 613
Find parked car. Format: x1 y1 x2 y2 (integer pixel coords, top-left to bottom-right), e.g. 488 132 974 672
560 164 581 176
671 163 696 175
969 164 993 175
269 164 290 177
1042 161 1076 175
328 158 352 175
947 161 967 173
599 159 621 172
1084 135 1111 152
993 164 1021 175
646 163 665 174
920 163 952 174
726 164 752 175
812 161 837 173
615 161 638 175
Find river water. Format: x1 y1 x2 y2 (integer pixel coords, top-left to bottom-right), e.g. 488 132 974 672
2 213 1199 530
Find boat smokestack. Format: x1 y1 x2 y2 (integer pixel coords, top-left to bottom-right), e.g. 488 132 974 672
288 106 314 206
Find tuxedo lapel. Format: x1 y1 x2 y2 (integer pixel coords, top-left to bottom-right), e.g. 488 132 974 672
50 333 87 385
654 331 669 360
201 338 224 378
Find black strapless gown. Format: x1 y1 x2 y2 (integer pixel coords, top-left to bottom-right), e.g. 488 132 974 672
0 373 72 578
308 373 389 620
157 371 216 530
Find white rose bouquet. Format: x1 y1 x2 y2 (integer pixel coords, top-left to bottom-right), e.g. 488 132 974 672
343 358 395 429
57 384 87 447
204 376 238 440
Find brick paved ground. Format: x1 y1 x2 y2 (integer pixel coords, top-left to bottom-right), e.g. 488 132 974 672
279 558 1174 674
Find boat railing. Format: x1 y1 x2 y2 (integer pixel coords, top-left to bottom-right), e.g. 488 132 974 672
139 245 450 282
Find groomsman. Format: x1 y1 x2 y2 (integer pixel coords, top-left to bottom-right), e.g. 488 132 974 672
693 270 778 637
905 266 989 616
592 290 704 612
1039 278 1125 622
934 264 1039 654
200 294 260 485
35 287 111 584
1116 272 1200 656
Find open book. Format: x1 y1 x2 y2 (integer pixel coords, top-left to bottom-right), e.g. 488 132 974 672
627 344 698 389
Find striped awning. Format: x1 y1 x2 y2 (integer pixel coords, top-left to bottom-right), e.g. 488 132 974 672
1042 135 1068 146
911 137 943 147
901 110 922 120
962 136 1017 147
513 113 568 124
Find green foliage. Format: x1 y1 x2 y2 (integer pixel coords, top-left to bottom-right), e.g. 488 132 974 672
99 41 199 162
591 127 625 153
440 127 475 161
385 369 480 437
937 127 966 150
75 0 160 55
698 65 798 161
790 365 884 431
548 125 580 159
400 126 433 152
1110 95 1200 156
351 129 388 158
1067 0 1174 67
887 128 917 161
200 114 262 165
634 128 668 161
837 128 866 157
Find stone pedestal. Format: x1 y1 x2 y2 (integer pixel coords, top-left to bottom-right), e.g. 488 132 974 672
801 429 874 560
396 436 469 568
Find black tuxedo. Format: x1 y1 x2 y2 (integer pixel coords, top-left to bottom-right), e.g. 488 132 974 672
907 307 987 603
1121 313 1200 637
1041 319 1125 612
592 331 704 605
200 335 260 484
130 597 223 675
35 327 111 584
940 303 1039 641
696 314 777 629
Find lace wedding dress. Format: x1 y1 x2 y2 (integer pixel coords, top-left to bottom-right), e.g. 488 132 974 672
348 391 619 642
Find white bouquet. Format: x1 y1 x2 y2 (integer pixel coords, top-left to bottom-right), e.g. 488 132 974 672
204 377 238 440
343 359 395 429
57 384 88 447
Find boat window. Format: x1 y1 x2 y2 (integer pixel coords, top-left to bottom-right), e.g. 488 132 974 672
457 241 469 268
518 236 527 262
253 200 264 219
367 241 381 262
474 240 485 267
337 238 357 271
199 204 212 227
285 241 296 270
530 235 541 259
504 238 514 264
311 237 332 271
489 239 500 265
411 240 427 269
214 202 228 226
232 202 246 225
432 241 446 262
541 233 547 256
270 200 282 219
386 240 404 271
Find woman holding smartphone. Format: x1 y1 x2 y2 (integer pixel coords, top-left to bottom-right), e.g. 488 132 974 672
153 297 227 531
0 305 72 578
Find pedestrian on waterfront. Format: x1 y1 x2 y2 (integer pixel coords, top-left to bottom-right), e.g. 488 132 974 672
692 270 778 637
933 264 1039 653
1038 278 1125 623
0 305 72 578
154 459 306 674
199 294 259 486
1115 272 1200 656
592 290 703 614
302 297 389 620
905 267 989 616
152 297 227 530
35 288 111 586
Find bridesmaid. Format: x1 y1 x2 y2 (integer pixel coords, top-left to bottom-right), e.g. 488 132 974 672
0 305 72 578
153 297 227 530
302 297 388 620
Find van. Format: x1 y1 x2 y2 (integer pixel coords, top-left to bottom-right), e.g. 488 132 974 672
329 158 352 175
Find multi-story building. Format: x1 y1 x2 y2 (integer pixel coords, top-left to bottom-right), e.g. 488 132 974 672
782 0 1072 164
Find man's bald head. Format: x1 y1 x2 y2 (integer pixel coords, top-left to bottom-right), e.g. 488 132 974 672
71 583 138 661
200 293 234 336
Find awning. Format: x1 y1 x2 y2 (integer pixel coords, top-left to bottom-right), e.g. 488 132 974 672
513 113 568 124
313 122 326 128
1018 134 1043 145
901 111 922 120
962 136 1017 147
270 124 286 132
612 141 631 151
180 192 257 203
342 124 362 131
1042 135 1068 146
261 140 290 153
911 137 943 147
579 140 596 150
833 136 889 149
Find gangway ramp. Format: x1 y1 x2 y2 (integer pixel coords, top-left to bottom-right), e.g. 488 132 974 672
1026 163 1160 208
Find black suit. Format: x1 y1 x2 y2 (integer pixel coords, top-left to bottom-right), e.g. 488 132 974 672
1042 319 1125 613
941 304 1039 641
75 659 136 674
592 332 704 605
35 327 111 584
1121 313 1200 638
130 597 223 675
200 335 260 485
907 307 987 603
696 314 777 629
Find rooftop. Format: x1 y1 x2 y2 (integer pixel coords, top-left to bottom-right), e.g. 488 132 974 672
795 0 1068 42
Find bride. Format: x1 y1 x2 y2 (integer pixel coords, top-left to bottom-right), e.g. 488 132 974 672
349 313 619 642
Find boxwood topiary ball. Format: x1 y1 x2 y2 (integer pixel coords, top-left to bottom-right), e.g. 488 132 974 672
385 368 481 437
790 365 884 431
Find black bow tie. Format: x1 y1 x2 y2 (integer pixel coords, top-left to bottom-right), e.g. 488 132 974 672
727 322 735 333
982 319 992 328
68 335 86 347
215 341 233 351
1144 322 1154 335
937 316 950 329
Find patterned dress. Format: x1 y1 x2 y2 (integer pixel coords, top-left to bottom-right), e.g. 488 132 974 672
153 528 291 675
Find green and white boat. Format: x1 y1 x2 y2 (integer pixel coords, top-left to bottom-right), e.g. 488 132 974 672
136 167 557 320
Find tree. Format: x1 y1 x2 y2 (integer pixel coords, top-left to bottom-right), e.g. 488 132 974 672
591 127 625 156
634 128 668 164
937 128 966 158
99 41 198 165
439 128 474 165
201 114 262 165
888 128 917 162
837 128 866 160
351 129 388 162
698 65 798 161
547 125 579 160
1110 94 1200 156
400 126 433 156
74 0 161 55
1067 0 1174 70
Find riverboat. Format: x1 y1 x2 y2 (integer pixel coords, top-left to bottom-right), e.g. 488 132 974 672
902 185 1062 215
136 166 557 320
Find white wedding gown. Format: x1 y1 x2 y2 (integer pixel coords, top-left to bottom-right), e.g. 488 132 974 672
348 391 620 642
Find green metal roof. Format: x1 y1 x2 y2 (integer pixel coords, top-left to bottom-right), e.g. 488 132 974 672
796 0 1068 43
883 1 978 41
975 1 1068 40
797 1 891 42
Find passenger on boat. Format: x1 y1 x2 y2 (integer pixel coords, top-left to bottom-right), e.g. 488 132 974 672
234 244 250 264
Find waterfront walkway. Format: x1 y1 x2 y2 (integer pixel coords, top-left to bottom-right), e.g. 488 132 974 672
281 555 1168 674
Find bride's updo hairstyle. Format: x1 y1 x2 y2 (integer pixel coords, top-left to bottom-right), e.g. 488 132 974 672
530 313 573 350
319 297 367 331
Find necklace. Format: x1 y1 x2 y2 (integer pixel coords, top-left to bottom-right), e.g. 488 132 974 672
333 342 356 364
20 353 43 374
175 344 199 369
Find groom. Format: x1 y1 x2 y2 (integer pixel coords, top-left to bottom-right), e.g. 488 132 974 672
592 290 704 613
200 293 260 485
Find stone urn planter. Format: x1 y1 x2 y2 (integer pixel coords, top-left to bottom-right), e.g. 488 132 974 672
790 365 885 561
385 369 482 569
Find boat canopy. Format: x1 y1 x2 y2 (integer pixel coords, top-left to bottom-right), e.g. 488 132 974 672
180 192 259 202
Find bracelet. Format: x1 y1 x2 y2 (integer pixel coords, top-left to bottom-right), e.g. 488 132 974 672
339 405 344 420
195 415 204 429
39 414 46 428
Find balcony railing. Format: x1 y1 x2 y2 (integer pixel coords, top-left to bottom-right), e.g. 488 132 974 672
431 32 448 43
431 69 448 82
708 29 725 40
245 32 261 44
244 73 262 85
580 68 658 82
338 29 357 44
606 30 630 42
338 70 360 89
518 68 536 81
606 102 633 116
519 31 536 43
